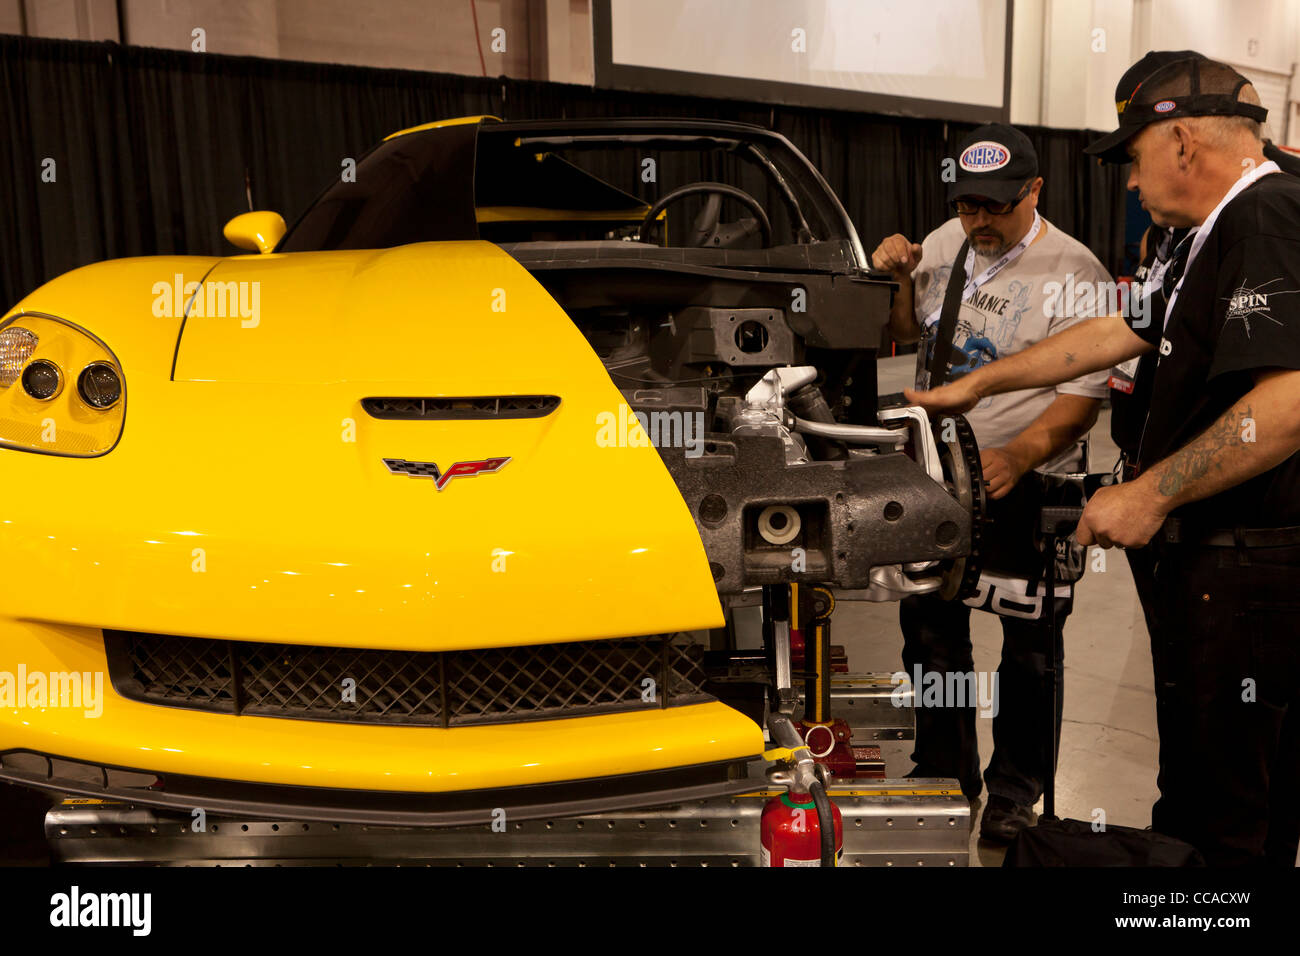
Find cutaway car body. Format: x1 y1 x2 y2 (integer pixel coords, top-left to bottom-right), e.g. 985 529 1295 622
0 117 983 848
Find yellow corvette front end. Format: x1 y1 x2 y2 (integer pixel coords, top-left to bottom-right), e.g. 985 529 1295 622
0 240 764 820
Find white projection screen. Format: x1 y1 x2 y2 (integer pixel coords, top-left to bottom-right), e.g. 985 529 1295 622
593 0 1012 123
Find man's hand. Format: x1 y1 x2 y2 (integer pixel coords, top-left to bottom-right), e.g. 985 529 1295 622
1075 483 1167 549
980 447 1028 500
871 233 923 280
903 378 981 415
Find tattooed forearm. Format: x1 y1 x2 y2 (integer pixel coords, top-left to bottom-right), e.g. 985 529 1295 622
1137 372 1300 513
1064 351 1076 367
1155 404 1251 498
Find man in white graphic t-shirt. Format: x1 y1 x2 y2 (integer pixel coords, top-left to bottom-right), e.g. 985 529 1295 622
871 123 1111 842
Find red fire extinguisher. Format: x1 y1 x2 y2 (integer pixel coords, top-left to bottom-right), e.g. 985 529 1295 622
761 788 843 866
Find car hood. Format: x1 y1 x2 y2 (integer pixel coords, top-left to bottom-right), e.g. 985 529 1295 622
174 242 584 386
1 243 723 649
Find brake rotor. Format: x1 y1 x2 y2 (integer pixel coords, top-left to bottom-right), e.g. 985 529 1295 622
934 414 985 600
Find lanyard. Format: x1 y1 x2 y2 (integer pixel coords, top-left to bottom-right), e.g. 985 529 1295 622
1161 161 1280 333
1144 247 1175 301
1154 231 1196 331
922 210 1042 330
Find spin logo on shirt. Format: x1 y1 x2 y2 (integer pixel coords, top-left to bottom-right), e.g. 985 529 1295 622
959 142 1011 172
1224 278 1296 336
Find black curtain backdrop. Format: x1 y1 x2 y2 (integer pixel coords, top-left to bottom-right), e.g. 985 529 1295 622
0 34 1128 312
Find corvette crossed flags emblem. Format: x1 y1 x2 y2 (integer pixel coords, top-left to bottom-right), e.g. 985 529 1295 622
382 457 511 491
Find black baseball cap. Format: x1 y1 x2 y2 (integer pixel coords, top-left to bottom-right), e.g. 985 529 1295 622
1085 51 1268 164
947 124 1039 204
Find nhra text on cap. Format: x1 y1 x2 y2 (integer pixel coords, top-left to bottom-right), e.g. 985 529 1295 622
948 123 1039 205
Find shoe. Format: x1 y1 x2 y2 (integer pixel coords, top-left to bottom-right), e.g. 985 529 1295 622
980 795 1034 842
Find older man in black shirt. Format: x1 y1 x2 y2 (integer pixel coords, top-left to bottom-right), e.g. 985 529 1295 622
907 52 1300 866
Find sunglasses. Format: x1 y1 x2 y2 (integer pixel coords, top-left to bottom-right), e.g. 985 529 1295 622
951 181 1032 216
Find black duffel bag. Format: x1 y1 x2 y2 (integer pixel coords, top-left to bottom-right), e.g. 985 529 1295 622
1003 818 1204 867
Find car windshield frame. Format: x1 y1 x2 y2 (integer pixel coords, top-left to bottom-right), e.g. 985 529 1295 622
277 118 867 270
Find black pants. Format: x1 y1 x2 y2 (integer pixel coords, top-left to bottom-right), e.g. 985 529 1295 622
1143 539 1300 867
1124 546 1159 637
900 591 1067 805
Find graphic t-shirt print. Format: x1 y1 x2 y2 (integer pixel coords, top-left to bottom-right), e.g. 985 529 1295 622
919 270 1037 379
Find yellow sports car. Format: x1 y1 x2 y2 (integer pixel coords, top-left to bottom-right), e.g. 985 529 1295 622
0 116 980 848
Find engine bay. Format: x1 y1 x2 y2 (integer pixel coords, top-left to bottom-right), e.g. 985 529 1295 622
503 253 986 603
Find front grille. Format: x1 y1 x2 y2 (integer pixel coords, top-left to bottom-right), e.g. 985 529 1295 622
362 395 560 420
103 631 711 727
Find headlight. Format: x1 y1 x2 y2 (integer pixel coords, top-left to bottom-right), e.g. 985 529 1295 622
77 362 122 409
0 327 37 386
21 359 62 400
0 313 126 457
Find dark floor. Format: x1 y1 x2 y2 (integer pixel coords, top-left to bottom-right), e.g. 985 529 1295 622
0 783 54 866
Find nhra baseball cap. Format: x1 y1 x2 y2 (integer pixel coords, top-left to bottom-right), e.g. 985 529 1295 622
948 124 1039 204
1085 50 1268 164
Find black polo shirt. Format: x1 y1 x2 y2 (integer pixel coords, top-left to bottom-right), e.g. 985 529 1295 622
1125 171 1300 528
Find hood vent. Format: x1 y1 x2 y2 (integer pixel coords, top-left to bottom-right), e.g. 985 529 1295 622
362 395 560 420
